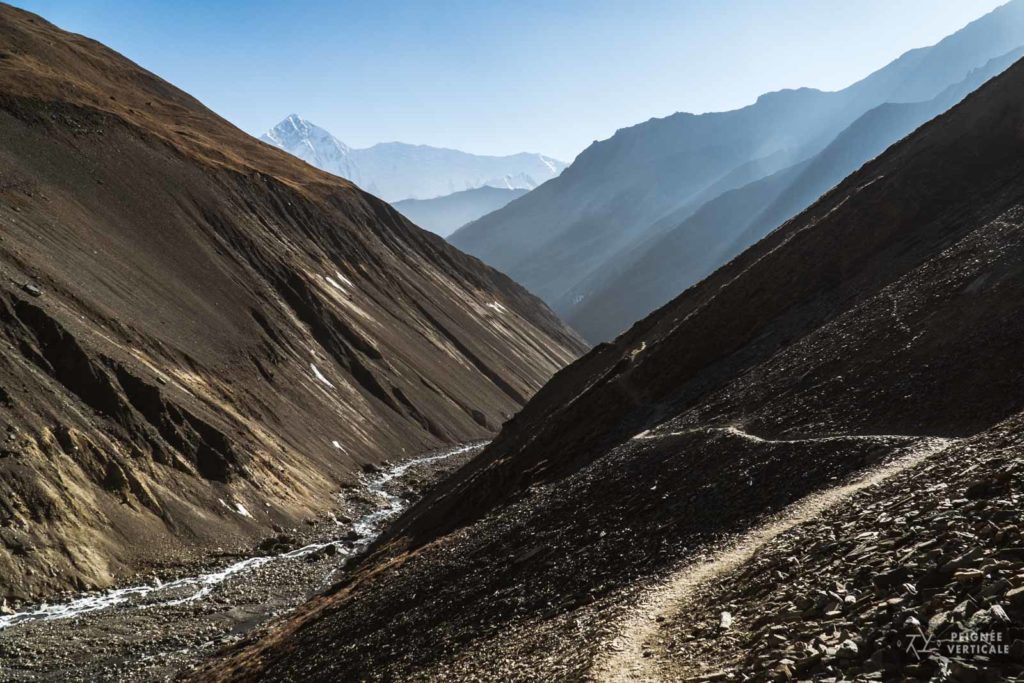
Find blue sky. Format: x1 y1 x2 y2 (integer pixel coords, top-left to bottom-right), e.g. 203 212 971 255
10 1 1009 160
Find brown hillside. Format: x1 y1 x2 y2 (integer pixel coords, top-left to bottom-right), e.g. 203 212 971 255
0 3 586 600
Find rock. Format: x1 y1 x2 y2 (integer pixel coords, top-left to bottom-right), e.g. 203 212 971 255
0 598 13 616
21 283 42 297
928 610 950 632
941 548 983 574
989 604 1011 624
1005 585 1024 607
967 607 996 630
836 639 859 658
873 566 910 588
257 533 297 554
994 547 1024 561
770 662 793 681
305 549 327 563
361 462 382 474
979 578 1010 598
719 611 733 630
951 599 973 621
953 568 984 583
950 660 983 683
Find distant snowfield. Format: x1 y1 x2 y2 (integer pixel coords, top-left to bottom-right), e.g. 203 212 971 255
261 115 566 202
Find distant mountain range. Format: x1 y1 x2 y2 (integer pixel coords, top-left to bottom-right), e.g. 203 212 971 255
449 0 1024 342
261 116 566 202
392 187 528 237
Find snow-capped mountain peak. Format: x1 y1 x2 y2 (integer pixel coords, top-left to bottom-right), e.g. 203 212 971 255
260 115 566 202
261 115 352 176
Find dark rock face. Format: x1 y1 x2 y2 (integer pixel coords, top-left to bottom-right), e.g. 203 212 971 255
0 5 586 600
199 53 1024 682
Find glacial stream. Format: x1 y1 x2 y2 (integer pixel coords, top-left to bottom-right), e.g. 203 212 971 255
0 442 483 631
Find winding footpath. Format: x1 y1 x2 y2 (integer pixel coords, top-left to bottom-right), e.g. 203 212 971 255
590 430 955 682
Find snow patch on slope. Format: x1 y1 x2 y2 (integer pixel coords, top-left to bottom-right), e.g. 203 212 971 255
311 363 334 388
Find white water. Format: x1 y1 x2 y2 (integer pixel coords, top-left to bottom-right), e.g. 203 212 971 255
0 443 482 630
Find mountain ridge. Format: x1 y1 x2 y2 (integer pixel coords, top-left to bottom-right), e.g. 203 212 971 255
450 0 1024 341
392 186 528 237
0 3 586 600
564 43 1024 340
261 114 566 201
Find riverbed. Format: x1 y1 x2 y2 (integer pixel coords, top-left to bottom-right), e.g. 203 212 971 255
0 442 484 682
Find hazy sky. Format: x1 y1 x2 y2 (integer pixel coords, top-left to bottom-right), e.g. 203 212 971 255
10 0 1010 160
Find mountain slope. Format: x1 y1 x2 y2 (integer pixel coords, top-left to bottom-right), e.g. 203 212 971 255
0 5 586 600
261 115 566 201
200 53 1024 682
392 186 527 237
566 45 1024 341
615 423 1023 680
450 0 1024 335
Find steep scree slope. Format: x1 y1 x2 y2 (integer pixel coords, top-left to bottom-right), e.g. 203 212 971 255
642 417 1024 681
198 55 1024 681
0 5 586 600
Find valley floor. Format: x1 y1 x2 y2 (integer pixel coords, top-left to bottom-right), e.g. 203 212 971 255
9 425 1021 682
0 444 484 682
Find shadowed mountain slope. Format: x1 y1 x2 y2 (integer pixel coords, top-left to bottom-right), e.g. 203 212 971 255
199 53 1024 682
566 45 1024 341
392 186 527 237
450 1 1024 342
0 4 586 600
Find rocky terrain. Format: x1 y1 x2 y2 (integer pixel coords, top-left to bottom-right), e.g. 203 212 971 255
0 4 585 603
450 0 1024 341
631 419 1024 681
0 443 483 682
198 46 1024 682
